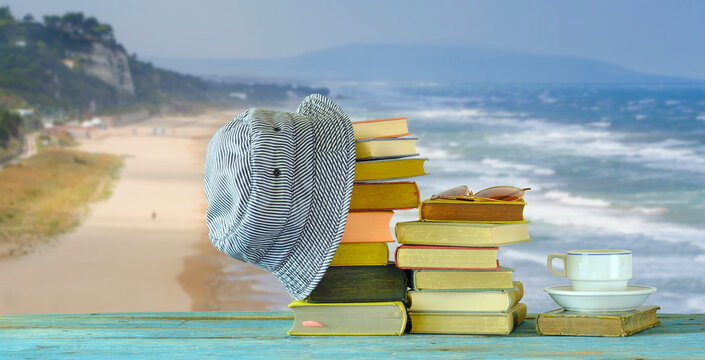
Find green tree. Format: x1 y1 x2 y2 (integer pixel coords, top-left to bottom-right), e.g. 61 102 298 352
61 12 85 35
43 15 61 30
0 6 15 41
0 110 22 148
0 6 13 21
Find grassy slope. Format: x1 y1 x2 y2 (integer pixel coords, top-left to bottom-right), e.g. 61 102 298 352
0 148 123 257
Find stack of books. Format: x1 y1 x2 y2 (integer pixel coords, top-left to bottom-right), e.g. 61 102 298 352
395 196 531 335
289 117 427 336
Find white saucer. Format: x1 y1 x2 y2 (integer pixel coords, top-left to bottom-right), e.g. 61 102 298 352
544 285 656 312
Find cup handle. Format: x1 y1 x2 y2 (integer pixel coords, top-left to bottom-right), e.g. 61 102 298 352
547 253 567 277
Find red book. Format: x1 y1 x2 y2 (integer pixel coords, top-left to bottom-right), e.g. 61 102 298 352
395 245 499 270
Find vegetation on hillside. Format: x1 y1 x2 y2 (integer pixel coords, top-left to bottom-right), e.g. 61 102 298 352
0 5 328 152
0 148 123 257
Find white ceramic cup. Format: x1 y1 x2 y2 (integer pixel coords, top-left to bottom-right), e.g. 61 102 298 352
546 249 632 291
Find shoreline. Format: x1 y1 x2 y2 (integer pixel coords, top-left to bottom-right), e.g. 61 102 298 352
0 111 291 314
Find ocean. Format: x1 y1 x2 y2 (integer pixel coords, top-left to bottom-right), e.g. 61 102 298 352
327 82 705 314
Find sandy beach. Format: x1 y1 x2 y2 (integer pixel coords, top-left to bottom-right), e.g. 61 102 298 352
0 112 290 314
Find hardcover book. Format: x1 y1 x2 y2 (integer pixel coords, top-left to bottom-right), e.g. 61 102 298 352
419 199 526 223
396 221 530 246
355 138 417 161
395 245 499 270
352 117 410 141
341 211 394 243
535 305 660 337
409 303 527 335
411 267 515 290
354 158 428 182
288 301 407 336
408 282 523 312
350 181 420 211
306 264 408 303
330 242 389 267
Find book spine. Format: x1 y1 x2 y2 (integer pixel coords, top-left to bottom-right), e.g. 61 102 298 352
621 307 661 336
395 260 500 271
508 303 527 335
306 265 408 303
506 282 524 311
419 201 525 222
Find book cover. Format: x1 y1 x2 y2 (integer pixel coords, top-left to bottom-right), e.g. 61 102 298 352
408 282 523 312
341 211 394 243
330 242 389 267
355 138 418 161
535 305 660 337
396 221 530 246
352 117 410 141
411 267 515 290
288 301 407 336
419 199 526 223
350 181 420 211
306 264 408 303
395 245 499 270
409 303 527 335
355 158 428 182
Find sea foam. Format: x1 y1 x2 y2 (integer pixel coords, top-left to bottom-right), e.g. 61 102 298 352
484 116 705 173
528 192 705 251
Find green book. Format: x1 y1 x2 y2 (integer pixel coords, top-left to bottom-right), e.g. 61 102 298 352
536 305 660 337
306 264 408 303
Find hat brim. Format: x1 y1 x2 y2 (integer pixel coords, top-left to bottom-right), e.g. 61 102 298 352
272 94 355 300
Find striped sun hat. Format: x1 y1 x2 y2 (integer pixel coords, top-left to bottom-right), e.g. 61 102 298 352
203 94 355 300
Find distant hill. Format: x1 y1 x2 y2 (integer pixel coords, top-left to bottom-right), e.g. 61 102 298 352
0 6 326 117
148 44 696 84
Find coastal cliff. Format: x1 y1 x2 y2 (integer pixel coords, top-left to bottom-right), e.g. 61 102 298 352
0 7 327 116
67 42 135 96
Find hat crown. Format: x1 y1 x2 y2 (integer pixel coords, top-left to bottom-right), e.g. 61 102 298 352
203 94 355 300
204 108 303 266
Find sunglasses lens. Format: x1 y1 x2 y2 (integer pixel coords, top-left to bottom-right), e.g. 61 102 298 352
431 185 469 199
475 187 526 201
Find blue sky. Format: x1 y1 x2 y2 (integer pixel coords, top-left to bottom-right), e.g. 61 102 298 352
4 0 705 79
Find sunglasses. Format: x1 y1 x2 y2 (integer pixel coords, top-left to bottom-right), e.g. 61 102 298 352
430 185 530 202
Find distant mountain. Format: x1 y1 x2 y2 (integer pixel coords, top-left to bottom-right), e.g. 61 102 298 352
148 44 696 84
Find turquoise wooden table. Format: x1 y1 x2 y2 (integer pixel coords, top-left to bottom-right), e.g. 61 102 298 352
1 311 703 359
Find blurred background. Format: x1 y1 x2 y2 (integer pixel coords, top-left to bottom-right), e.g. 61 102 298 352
0 0 703 314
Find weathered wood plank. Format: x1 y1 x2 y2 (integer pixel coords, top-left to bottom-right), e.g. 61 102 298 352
1 312 703 359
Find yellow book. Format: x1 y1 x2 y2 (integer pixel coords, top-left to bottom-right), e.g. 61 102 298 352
355 158 428 182
395 245 499 270
288 301 407 336
352 117 409 140
409 282 523 312
410 303 527 335
536 306 660 337
396 221 530 246
411 267 515 290
330 242 390 266
350 181 420 210
355 138 417 160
